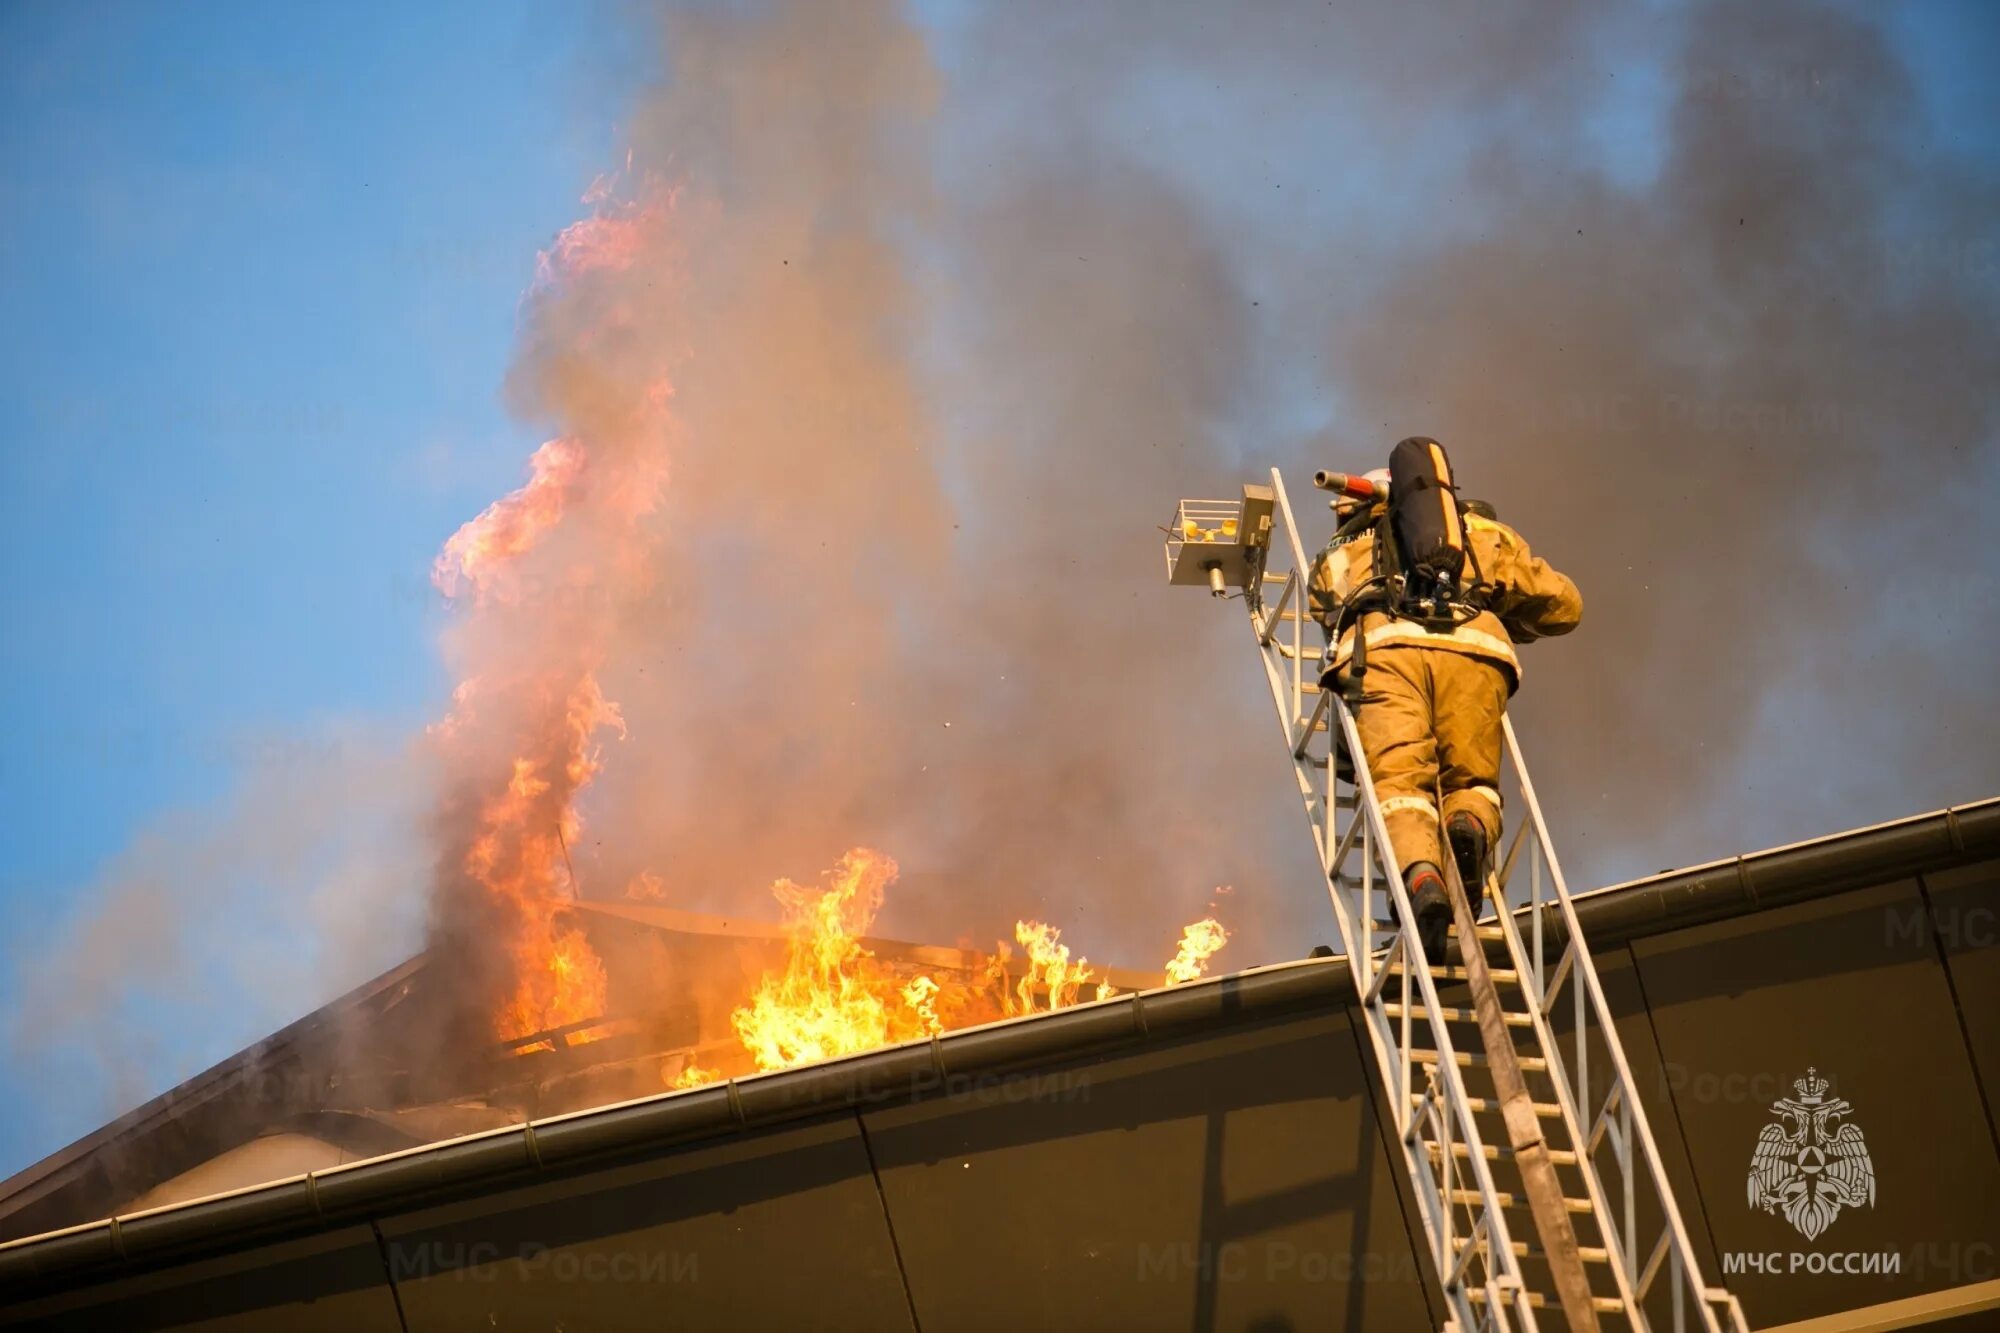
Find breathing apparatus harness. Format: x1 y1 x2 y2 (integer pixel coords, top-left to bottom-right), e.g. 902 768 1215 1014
1318 438 1497 700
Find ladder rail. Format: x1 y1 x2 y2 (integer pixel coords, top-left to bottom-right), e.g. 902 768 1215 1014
1470 784 1652 1326
1249 468 1540 1332
1493 715 1751 1333
1229 466 1747 1333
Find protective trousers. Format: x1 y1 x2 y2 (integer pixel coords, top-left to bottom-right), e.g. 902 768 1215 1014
1350 645 1507 878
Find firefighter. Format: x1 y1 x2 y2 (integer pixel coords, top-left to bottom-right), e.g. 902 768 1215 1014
1310 454 1582 962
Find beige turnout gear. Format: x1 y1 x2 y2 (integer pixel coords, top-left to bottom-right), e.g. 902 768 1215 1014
1311 511 1582 690
1353 648 1509 874
1313 510 1582 877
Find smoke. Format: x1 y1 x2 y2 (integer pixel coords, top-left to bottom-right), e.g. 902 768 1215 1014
514 0 1992 981
1301 1 2000 872
452 0 1999 1014
13 0 1997 1148
3 727 430 1154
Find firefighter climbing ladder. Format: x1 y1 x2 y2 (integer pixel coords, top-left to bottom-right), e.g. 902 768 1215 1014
1167 470 1749 1333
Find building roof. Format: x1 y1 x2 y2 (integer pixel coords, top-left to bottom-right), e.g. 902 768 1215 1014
1 796 1995 1325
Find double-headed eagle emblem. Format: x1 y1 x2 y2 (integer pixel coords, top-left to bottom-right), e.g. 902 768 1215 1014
1747 1068 1875 1240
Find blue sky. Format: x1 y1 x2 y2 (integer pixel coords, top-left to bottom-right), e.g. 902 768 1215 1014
0 1 647 1174
1 0 1995 1181
0 5 641 898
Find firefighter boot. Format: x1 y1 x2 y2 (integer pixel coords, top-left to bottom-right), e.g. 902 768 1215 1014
1406 861 1450 967
1446 811 1489 923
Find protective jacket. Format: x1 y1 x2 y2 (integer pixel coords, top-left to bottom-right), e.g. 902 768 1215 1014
1310 508 1583 690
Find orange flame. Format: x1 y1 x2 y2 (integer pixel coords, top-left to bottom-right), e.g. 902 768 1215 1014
429 175 678 1047
1164 917 1230 984
432 449 631 1043
433 438 586 605
450 676 625 1042
668 1061 721 1091
1003 921 1109 1015
729 849 953 1069
693 851 1223 1084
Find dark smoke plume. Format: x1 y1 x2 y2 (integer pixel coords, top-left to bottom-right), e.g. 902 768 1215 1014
559 0 1996 974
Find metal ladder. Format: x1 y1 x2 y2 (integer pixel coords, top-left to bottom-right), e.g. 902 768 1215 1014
1167 470 1748 1333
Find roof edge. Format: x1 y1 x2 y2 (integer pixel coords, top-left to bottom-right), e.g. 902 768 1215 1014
1565 796 2000 944
3 796 1994 1298
0 957 1346 1295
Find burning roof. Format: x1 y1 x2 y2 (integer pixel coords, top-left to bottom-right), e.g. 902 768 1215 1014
0 878 1208 1241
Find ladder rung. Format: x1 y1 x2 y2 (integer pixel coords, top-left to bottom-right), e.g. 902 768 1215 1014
1465 1288 1625 1315
1449 923 1507 942
1395 963 1521 984
1384 1002 1534 1027
1412 1049 1549 1073
1450 1188 1592 1215
1459 1239 1611 1265
1413 1093 1562 1118
1426 1140 1579 1168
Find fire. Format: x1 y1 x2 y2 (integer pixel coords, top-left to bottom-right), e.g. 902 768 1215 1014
668 1061 720 1091
433 438 586 604
1164 917 1230 984
729 849 953 1070
1002 921 1112 1015
901 975 943 1036
447 675 624 1042
533 189 663 288
427 172 678 1048
435 167 1236 1063
656 851 1232 1090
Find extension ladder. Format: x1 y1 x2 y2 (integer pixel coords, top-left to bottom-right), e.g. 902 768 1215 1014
1167 470 1749 1333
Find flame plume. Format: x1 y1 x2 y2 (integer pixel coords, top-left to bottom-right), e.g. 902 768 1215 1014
675 851 1229 1088
429 179 672 1043
1004 921 1110 1014
730 849 959 1069
1164 917 1230 984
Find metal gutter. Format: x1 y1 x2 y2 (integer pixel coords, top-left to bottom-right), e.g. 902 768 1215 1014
3 796 1994 1300
1559 797 2000 947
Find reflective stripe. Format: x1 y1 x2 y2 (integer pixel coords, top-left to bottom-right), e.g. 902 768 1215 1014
1378 796 1441 821
1462 785 1503 813
1329 616 1522 676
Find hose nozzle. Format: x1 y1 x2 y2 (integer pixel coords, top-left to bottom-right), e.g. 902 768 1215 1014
1313 470 1389 504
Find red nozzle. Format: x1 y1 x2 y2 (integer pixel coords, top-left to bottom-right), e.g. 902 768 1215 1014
1313 470 1389 503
